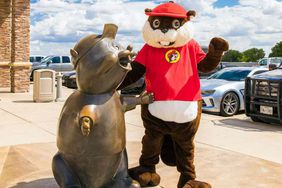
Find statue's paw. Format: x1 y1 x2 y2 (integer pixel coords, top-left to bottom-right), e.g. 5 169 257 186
183 180 212 188
138 172 160 187
140 91 154 104
210 37 229 52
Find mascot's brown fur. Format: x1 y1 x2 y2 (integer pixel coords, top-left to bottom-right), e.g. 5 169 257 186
119 2 229 188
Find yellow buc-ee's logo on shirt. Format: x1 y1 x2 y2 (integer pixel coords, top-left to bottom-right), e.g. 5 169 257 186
165 49 180 64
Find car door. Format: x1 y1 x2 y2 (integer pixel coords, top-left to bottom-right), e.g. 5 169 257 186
61 56 74 72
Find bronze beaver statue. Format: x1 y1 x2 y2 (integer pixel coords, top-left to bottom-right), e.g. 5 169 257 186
52 24 153 188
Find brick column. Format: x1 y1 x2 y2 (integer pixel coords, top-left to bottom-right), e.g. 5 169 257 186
10 0 31 93
0 0 12 88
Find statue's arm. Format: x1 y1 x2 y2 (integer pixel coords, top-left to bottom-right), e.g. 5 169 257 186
120 92 154 112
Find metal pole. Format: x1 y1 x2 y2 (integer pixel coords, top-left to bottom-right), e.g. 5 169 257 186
55 72 64 102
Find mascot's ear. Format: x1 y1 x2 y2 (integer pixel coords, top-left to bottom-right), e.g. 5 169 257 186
187 10 196 21
145 8 152 13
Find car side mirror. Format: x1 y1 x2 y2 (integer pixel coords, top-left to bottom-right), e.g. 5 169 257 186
269 64 277 71
46 60 52 66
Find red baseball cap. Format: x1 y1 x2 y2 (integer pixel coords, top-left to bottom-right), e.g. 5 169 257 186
145 2 187 18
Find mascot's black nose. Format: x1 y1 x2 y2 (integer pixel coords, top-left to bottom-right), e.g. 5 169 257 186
161 28 168 33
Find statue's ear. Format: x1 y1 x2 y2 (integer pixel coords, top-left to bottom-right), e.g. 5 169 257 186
102 24 118 39
70 49 79 68
187 10 196 21
70 49 78 57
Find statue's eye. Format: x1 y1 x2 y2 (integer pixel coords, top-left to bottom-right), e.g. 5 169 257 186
152 19 160 29
172 19 181 29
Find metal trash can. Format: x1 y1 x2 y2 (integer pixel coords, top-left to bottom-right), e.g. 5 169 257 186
33 69 55 102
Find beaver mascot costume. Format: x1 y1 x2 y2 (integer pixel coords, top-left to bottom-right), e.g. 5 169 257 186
119 2 229 188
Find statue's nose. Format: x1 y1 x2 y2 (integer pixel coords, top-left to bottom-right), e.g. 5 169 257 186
118 50 131 60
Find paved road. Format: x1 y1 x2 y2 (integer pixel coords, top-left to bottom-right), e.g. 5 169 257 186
0 86 282 187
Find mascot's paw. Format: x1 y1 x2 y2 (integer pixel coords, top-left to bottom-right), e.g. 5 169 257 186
138 172 160 187
209 37 229 53
182 180 212 188
128 166 161 187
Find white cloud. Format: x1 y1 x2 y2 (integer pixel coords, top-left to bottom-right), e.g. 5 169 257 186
176 0 217 13
187 0 282 54
30 0 282 56
31 0 157 55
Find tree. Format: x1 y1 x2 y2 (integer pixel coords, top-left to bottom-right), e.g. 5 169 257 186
240 48 265 62
269 41 282 57
222 50 242 62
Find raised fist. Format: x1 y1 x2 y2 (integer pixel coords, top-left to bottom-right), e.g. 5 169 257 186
209 37 229 53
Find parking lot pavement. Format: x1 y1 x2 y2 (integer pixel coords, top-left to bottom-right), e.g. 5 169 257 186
197 113 282 164
0 86 282 187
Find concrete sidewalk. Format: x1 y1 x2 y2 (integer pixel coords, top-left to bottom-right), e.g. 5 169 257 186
0 86 282 188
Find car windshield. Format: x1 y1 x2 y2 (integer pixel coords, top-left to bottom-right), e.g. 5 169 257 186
208 69 251 81
40 56 53 64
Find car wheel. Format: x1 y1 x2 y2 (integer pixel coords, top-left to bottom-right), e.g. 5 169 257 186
220 92 239 116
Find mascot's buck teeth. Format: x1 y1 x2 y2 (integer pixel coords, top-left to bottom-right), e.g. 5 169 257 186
159 41 174 46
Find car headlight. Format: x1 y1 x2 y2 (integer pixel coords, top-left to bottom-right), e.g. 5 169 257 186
240 89 244 96
201 90 216 95
69 75 76 79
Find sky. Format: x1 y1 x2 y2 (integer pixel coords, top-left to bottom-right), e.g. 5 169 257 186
30 0 282 56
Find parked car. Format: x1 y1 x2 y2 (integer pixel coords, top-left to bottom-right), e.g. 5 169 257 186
62 71 145 95
30 55 73 80
258 57 282 68
29 55 45 64
199 61 258 79
201 67 268 116
245 64 282 124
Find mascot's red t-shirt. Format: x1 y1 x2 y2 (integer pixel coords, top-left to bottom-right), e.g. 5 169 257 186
134 39 206 101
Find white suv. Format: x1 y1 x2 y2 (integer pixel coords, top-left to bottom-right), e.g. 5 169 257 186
30 55 73 80
258 57 282 68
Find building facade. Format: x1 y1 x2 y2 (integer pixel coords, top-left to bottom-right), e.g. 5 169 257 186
0 0 31 93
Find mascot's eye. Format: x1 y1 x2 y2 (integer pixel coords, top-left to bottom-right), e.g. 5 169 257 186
172 19 181 29
152 19 160 29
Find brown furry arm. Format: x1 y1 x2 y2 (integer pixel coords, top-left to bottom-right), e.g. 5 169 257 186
118 61 146 90
198 37 229 73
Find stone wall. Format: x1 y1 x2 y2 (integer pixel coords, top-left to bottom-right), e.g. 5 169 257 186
0 0 12 88
10 0 31 92
0 0 31 92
